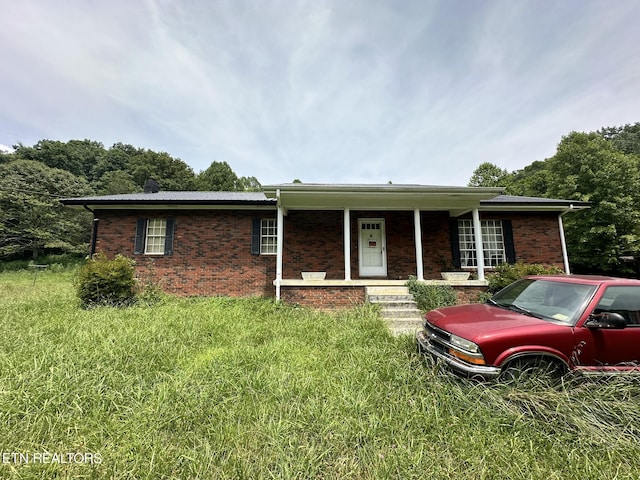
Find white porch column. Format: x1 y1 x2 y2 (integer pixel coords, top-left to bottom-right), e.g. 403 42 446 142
413 209 424 281
343 208 351 280
472 208 485 281
275 189 284 300
558 212 571 274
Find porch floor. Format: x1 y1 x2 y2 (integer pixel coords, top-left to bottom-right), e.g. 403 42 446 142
278 279 488 287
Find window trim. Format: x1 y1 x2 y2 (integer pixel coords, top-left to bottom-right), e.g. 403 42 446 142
259 218 277 255
144 218 168 255
251 218 277 255
454 219 515 269
134 217 175 256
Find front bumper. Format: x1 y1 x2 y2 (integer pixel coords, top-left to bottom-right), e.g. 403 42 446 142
416 329 501 379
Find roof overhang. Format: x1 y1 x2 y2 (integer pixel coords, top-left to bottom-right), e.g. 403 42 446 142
475 195 591 215
61 192 276 211
263 184 505 212
61 186 591 215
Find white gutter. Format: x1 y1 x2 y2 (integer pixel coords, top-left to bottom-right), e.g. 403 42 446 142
276 189 284 300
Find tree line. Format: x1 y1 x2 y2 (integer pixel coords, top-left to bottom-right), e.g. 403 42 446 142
1 123 639 276
468 123 640 275
0 140 260 259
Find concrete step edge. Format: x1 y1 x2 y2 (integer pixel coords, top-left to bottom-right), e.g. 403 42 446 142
367 295 415 302
366 286 410 296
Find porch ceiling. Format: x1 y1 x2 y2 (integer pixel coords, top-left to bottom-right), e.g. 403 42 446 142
263 184 504 211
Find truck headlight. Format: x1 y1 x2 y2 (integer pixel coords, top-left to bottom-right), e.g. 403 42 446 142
449 334 479 353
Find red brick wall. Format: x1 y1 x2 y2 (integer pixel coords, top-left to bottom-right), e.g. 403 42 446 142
283 210 344 279
420 212 453 278
455 286 489 304
282 210 444 280
280 286 366 309
95 210 276 297
471 212 564 267
282 210 452 280
92 208 564 306
508 212 564 266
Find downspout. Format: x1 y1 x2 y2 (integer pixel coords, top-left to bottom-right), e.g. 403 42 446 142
275 189 284 301
83 204 98 257
559 206 573 275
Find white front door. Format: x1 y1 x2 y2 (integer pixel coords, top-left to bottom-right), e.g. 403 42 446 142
358 219 387 277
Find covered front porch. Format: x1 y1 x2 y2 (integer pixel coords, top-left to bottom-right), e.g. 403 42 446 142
263 184 506 303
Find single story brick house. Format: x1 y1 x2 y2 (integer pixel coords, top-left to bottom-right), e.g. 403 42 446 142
62 183 589 308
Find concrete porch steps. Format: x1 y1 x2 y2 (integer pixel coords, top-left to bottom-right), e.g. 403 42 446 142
365 286 423 336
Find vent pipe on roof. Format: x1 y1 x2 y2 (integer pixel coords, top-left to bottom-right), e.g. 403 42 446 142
143 178 160 193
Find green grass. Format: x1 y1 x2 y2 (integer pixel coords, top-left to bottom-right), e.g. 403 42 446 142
1 270 639 479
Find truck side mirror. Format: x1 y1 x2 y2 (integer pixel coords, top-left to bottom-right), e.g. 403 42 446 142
585 312 627 329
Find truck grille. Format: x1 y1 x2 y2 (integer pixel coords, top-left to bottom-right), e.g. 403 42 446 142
423 320 450 354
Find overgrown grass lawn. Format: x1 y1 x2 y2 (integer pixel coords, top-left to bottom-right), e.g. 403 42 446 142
1 271 639 479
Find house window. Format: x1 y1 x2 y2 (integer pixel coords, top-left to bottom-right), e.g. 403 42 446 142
134 217 175 256
145 218 167 255
458 219 506 268
260 219 277 255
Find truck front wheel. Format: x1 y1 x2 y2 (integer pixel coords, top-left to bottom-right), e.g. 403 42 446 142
498 357 565 386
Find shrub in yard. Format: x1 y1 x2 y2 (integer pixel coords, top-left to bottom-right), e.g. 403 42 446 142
76 253 137 308
407 275 458 312
486 262 564 293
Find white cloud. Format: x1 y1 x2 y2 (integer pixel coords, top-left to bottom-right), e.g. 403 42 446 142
0 0 639 186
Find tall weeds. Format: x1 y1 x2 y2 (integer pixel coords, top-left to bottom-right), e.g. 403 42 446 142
0 270 638 479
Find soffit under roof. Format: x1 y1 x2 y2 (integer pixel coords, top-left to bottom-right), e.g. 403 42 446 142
263 184 505 211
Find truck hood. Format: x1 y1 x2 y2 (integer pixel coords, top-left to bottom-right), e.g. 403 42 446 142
426 303 562 341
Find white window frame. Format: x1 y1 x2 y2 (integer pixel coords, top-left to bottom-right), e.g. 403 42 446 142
458 219 506 268
145 218 167 255
260 218 277 255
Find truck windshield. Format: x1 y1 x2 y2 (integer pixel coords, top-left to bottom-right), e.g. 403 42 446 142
490 279 597 324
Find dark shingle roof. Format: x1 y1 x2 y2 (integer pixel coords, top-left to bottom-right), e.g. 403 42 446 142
61 190 590 211
482 195 590 208
61 191 274 206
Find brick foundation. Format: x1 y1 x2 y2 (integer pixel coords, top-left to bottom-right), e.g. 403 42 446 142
280 286 367 309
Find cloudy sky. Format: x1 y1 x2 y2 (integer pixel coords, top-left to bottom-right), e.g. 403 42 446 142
1 1 639 186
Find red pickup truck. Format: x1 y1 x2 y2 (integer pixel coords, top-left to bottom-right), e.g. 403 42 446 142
416 275 640 380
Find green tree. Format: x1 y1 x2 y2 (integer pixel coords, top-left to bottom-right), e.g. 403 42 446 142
599 122 640 155
544 132 640 273
93 170 139 195
237 175 262 192
197 161 240 191
507 160 551 197
467 162 511 188
90 142 138 183
467 123 640 275
14 139 106 180
0 160 93 259
128 150 198 191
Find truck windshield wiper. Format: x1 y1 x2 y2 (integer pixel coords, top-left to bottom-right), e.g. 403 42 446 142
507 303 543 318
488 299 542 318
